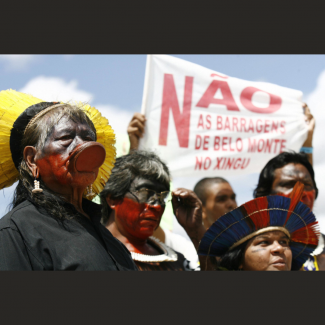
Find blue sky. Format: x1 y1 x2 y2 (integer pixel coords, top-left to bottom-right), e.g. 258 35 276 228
1 54 325 231
1 55 324 108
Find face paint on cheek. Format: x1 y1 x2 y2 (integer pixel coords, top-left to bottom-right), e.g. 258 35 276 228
37 153 71 184
278 190 315 210
37 148 99 188
251 248 267 253
301 190 315 210
115 197 164 239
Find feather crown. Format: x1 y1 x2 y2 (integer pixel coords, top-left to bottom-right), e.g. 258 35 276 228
0 89 116 200
198 182 319 270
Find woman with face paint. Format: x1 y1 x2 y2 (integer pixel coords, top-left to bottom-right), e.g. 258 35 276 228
0 90 137 271
253 151 324 271
100 151 204 271
198 182 319 271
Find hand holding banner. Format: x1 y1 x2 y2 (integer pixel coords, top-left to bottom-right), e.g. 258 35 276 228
139 55 308 177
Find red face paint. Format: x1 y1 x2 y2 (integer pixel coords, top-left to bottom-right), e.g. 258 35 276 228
35 118 103 193
278 190 316 211
37 151 99 190
115 197 165 240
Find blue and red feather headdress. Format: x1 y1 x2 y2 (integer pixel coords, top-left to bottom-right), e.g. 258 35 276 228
198 182 319 270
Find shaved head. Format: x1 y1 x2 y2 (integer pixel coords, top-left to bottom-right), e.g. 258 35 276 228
194 177 228 206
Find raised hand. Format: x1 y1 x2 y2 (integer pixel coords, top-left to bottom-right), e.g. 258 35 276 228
127 113 146 151
172 188 206 250
302 103 315 165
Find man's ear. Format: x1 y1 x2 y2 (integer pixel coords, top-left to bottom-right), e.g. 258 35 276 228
23 146 39 178
202 205 207 221
106 195 121 210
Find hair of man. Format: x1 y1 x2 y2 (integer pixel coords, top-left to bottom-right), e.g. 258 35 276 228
100 150 170 225
193 177 229 206
253 151 318 199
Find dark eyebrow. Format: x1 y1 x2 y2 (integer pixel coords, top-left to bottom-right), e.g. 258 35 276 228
54 128 75 137
135 182 157 190
80 128 96 139
135 182 167 192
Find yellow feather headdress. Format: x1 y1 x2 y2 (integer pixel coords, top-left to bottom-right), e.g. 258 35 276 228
0 89 116 200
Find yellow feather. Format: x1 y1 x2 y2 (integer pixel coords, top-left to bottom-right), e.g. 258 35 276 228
0 91 116 201
0 90 43 189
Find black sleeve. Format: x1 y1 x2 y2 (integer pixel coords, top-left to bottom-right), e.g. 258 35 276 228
0 227 33 270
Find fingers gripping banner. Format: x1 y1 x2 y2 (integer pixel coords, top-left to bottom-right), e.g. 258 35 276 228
139 55 308 177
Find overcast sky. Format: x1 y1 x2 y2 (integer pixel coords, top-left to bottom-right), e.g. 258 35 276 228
1 55 325 231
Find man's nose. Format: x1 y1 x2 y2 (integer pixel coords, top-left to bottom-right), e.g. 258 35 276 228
270 241 285 254
227 198 237 210
69 137 86 156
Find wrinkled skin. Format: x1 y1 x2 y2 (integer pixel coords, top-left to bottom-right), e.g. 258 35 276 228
115 198 165 241
107 178 205 257
24 117 98 217
241 231 292 271
271 163 316 210
107 177 168 255
203 182 237 229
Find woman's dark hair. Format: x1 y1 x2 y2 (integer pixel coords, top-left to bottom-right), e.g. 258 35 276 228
9 102 96 221
211 241 246 271
100 150 170 225
253 151 318 199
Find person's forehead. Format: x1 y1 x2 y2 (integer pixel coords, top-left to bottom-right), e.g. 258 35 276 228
131 176 168 191
255 230 288 239
51 116 92 133
274 163 312 180
207 182 234 195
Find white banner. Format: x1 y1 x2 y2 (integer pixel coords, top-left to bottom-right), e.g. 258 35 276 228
139 55 308 177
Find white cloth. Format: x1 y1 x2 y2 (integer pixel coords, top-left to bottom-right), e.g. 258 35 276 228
163 228 200 270
139 54 308 178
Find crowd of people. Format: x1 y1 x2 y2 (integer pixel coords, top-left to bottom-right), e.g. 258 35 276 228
0 89 320 271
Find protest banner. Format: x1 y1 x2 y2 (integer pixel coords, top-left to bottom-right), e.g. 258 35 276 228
139 55 308 177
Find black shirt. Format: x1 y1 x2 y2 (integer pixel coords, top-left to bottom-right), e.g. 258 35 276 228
0 199 138 271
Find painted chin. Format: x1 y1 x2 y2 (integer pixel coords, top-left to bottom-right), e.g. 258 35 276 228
138 219 160 233
38 154 98 188
68 170 98 186
138 224 158 237
139 208 163 231
116 198 164 239
43 167 97 188
129 215 161 238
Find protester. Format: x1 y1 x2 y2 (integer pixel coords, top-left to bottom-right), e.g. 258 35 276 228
0 90 138 270
193 177 237 230
252 103 320 268
100 150 203 271
253 151 324 270
127 113 200 269
198 182 319 271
